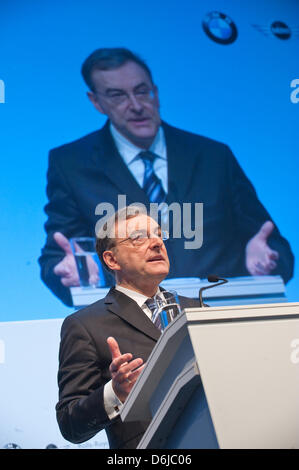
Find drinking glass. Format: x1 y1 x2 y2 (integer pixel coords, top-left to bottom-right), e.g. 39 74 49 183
70 237 106 288
152 290 182 332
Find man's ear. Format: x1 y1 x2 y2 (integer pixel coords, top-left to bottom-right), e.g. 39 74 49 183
103 250 120 273
87 91 106 115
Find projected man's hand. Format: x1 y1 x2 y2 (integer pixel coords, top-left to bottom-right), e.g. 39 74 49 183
53 232 99 287
245 221 279 276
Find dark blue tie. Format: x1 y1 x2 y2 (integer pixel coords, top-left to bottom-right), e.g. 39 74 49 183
139 151 166 204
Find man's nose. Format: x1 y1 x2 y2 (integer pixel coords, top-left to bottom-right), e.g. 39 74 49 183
128 93 144 112
149 235 163 249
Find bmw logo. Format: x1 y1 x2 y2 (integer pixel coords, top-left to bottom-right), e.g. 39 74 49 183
202 11 238 45
270 21 291 39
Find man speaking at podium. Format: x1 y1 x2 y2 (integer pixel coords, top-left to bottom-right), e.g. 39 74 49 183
39 47 294 306
56 208 200 449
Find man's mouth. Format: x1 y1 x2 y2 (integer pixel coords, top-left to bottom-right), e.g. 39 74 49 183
129 117 150 124
147 255 165 262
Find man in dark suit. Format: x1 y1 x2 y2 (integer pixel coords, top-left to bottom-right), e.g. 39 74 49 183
56 208 200 449
39 48 294 306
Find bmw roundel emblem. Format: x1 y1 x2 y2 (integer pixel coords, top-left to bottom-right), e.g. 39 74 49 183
270 21 291 40
202 11 238 45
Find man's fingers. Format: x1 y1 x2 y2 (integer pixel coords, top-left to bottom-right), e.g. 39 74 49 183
246 221 279 276
53 253 80 285
60 276 80 287
250 256 278 275
107 337 144 398
53 259 71 277
111 357 145 403
262 249 279 272
256 221 274 242
110 353 133 373
114 357 143 379
255 262 269 274
53 232 73 255
125 363 146 384
263 259 277 272
107 336 123 361
54 238 99 287
268 260 277 270
269 250 279 261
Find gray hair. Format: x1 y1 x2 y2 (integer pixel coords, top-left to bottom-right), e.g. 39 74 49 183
95 205 147 274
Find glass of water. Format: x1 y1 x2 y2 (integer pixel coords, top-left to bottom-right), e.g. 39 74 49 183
70 237 105 288
152 290 182 332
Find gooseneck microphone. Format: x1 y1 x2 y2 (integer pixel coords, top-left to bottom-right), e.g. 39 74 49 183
199 275 228 307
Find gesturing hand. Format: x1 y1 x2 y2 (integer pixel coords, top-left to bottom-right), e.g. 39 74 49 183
246 221 279 276
107 336 145 403
53 232 80 287
53 232 99 287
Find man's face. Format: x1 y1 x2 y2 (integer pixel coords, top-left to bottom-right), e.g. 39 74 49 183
107 214 170 287
88 61 161 149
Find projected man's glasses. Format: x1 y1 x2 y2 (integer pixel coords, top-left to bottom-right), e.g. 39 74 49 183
96 86 155 106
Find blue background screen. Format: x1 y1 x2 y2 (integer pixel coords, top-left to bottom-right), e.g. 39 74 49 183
1 0 298 321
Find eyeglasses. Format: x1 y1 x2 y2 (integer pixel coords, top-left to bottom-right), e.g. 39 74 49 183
117 229 169 247
95 86 155 107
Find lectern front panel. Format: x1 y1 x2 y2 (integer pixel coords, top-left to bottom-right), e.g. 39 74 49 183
186 305 299 449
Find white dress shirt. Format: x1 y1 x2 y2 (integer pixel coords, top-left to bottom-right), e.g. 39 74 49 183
110 123 168 194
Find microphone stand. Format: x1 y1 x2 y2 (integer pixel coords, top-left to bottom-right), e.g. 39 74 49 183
199 276 228 307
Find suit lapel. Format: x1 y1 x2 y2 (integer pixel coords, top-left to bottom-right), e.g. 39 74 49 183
104 288 161 342
163 122 198 203
91 121 149 205
89 120 198 205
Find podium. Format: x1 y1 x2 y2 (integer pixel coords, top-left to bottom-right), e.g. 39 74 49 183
120 302 299 449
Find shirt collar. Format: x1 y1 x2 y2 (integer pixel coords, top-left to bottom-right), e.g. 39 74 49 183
115 284 161 308
110 123 166 166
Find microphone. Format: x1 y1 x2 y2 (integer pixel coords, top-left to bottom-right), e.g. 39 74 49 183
199 275 228 307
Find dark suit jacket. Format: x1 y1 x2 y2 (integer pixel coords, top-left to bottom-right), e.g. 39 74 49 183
55 287 200 449
39 121 294 305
